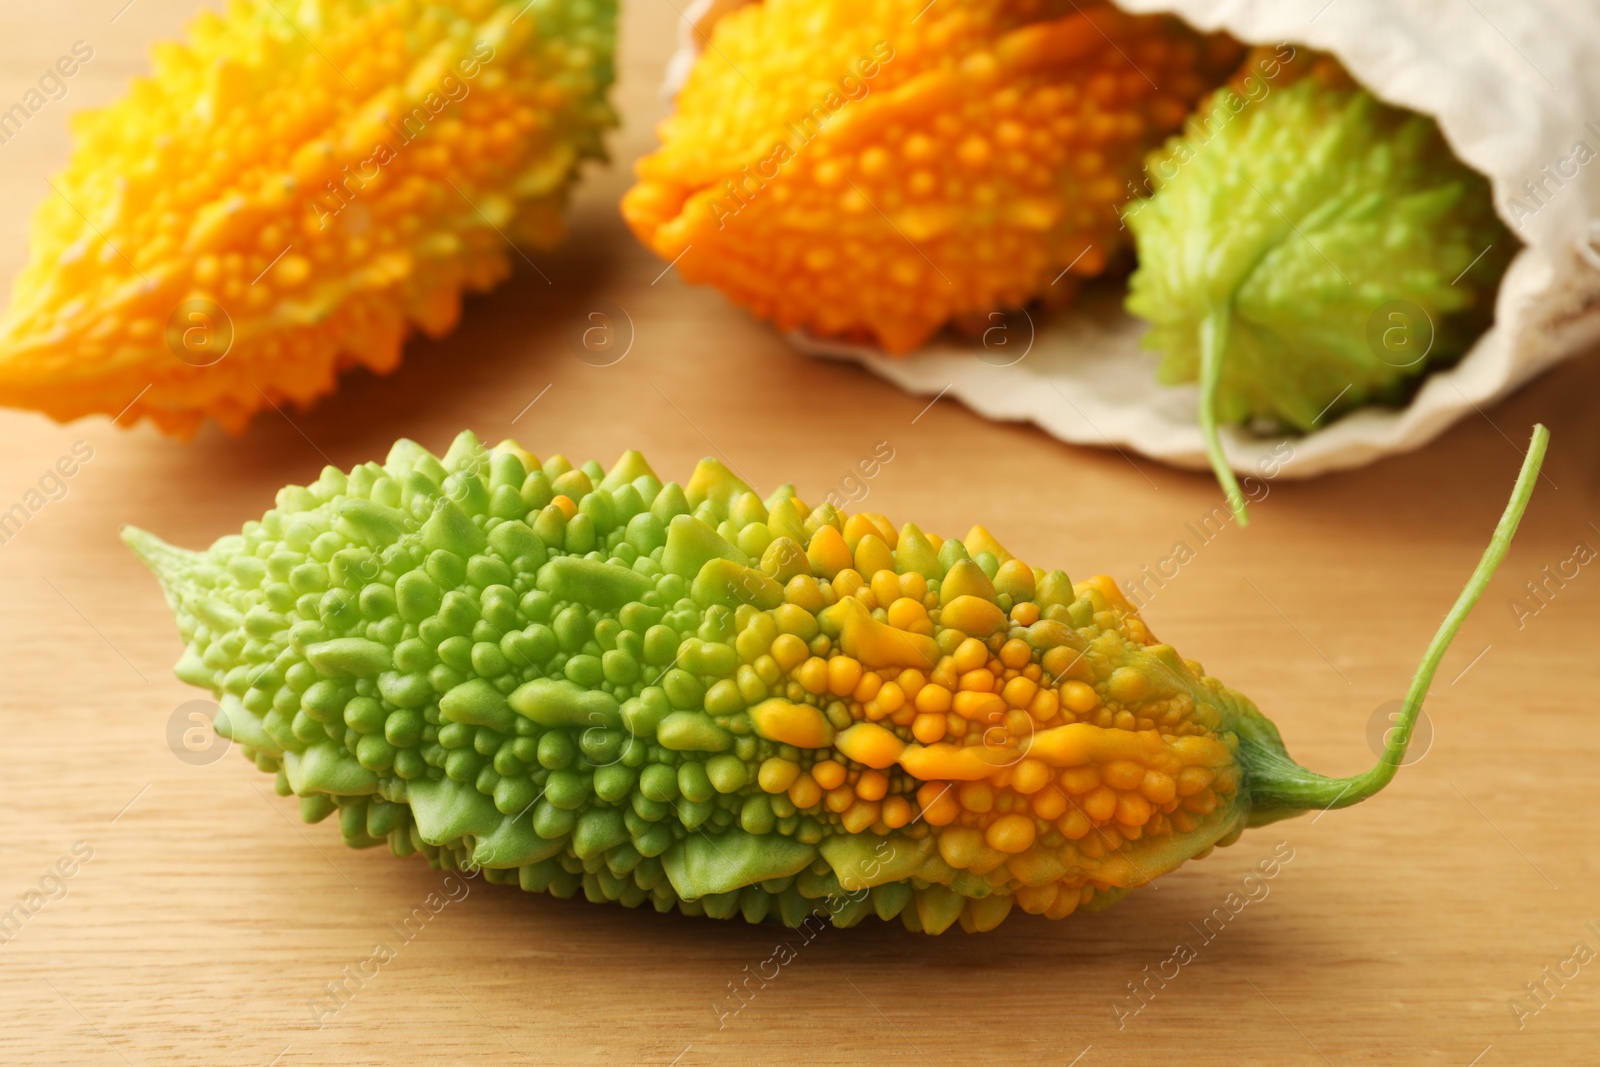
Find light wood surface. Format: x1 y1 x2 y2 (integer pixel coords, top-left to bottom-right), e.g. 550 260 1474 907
2 3 1598 1064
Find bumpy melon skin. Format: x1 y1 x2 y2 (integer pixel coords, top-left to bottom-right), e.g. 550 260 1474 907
128 431 1273 934
0 0 616 437
624 0 1241 353
1125 56 1514 433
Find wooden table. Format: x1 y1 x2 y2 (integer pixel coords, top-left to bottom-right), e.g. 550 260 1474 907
2 2 1597 1064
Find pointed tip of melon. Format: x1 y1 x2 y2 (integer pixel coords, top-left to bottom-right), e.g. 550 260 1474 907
121 525 200 588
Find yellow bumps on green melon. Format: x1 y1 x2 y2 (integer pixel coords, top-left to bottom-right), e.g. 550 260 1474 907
0 0 616 437
127 427 1546 932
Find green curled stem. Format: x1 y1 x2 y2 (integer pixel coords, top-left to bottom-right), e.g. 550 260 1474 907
1242 423 1549 820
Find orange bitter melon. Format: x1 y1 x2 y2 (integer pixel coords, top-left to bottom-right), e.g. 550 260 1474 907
0 0 615 436
624 0 1241 352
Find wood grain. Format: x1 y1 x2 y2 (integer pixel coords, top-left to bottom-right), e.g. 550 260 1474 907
0 3 1597 1064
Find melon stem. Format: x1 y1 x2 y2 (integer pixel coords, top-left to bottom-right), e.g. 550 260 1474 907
1199 304 1250 526
1242 424 1548 819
